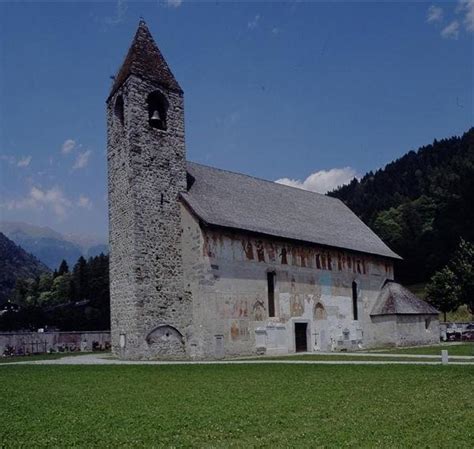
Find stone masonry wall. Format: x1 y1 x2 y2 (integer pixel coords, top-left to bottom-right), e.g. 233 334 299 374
107 75 191 360
180 205 396 359
0 331 110 355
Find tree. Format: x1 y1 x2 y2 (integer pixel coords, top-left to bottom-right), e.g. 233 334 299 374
58 259 69 276
449 239 474 317
426 267 460 322
72 256 88 301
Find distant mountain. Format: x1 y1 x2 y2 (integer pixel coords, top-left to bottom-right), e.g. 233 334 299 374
329 128 474 284
0 232 50 304
0 221 108 270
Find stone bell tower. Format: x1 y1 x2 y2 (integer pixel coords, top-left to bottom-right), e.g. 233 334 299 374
107 20 191 359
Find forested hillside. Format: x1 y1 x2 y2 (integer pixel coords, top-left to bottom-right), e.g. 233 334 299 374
0 232 50 304
0 254 110 331
329 128 474 284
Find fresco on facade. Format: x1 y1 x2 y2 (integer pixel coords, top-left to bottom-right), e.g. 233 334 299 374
290 294 304 317
203 230 394 282
252 297 266 321
332 277 350 297
256 241 265 262
217 298 249 319
314 302 327 320
313 282 322 302
242 241 254 260
320 272 332 296
279 293 291 322
267 243 276 262
230 320 250 341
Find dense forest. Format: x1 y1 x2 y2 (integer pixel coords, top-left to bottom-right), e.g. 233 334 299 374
0 232 50 304
329 128 474 285
0 254 110 331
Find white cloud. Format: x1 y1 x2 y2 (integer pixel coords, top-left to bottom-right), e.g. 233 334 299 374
272 27 280 35
441 20 460 39
77 195 92 210
17 155 32 168
458 0 474 31
248 14 260 30
427 5 443 23
275 167 358 194
72 150 92 170
4 186 72 219
61 139 76 155
105 0 127 25
165 0 183 8
0 155 16 165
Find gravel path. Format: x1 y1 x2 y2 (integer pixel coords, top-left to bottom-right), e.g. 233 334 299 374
1 353 473 366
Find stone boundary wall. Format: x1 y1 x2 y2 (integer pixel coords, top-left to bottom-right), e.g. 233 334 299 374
0 331 111 355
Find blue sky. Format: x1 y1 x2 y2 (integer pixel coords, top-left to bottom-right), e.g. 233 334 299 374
0 1 472 239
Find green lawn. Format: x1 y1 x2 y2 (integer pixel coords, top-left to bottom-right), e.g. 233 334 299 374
0 364 472 448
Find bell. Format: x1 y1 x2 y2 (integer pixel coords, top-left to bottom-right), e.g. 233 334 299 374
150 110 161 125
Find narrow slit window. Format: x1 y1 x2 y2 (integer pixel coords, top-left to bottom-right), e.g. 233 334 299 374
352 281 358 321
267 272 276 317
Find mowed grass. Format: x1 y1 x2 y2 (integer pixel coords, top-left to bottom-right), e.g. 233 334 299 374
0 364 473 448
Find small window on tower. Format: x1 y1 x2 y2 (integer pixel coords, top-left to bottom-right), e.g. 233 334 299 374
147 90 169 130
114 95 124 126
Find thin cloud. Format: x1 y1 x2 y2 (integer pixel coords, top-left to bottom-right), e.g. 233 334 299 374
61 139 76 155
427 5 443 23
72 150 92 170
4 186 72 220
275 167 358 194
77 195 92 210
0 155 16 165
164 0 183 8
458 0 474 31
105 0 127 25
17 156 32 168
248 14 260 30
441 21 460 39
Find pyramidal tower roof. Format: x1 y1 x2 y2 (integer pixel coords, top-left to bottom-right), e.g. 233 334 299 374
109 19 182 99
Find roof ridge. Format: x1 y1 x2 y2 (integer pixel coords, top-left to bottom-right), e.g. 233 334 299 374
186 160 340 202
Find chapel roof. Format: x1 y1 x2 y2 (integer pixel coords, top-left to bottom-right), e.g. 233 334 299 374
181 162 401 260
370 281 439 316
108 20 182 100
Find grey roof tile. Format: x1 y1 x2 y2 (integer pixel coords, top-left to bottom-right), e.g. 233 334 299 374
182 162 401 259
371 281 439 315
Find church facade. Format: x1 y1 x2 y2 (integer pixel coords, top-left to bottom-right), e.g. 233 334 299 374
107 21 440 360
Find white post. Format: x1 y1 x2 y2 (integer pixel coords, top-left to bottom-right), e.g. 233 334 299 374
441 349 448 365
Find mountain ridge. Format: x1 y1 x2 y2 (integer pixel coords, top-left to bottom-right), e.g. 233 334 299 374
0 221 108 269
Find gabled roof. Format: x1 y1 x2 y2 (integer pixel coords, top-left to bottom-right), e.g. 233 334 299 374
371 281 439 316
109 20 182 100
181 162 401 259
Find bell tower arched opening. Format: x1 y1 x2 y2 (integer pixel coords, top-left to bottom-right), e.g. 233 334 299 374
147 90 169 130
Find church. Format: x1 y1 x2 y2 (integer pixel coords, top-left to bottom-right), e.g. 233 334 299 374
107 21 440 360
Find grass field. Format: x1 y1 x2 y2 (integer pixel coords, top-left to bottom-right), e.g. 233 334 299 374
0 364 472 447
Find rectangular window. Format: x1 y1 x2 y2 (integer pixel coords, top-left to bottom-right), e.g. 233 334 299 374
267 272 276 317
